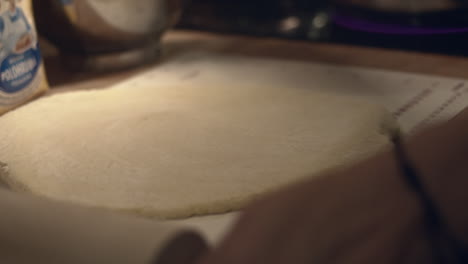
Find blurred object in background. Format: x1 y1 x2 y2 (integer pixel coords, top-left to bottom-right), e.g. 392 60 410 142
178 0 332 41
34 0 182 72
178 0 468 56
332 0 468 55
336 0 459 12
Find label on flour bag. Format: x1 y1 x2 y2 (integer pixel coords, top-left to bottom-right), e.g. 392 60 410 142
0 0 48 115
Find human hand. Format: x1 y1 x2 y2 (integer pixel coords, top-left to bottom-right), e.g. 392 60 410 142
198 150 433 264
199 108 468 264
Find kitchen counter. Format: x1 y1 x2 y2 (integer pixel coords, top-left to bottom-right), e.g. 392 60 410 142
45 29 468 91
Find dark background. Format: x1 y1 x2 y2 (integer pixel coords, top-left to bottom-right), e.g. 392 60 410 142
177 0 468 56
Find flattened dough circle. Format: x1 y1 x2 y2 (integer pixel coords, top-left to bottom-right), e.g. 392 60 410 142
0 85 397 219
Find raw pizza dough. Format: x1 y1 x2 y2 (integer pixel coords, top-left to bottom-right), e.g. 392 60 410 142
0 84 397 219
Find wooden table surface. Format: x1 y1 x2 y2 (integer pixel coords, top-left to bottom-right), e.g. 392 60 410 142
45 30 468 91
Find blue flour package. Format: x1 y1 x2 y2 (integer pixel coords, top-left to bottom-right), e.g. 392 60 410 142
0 0 48 115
